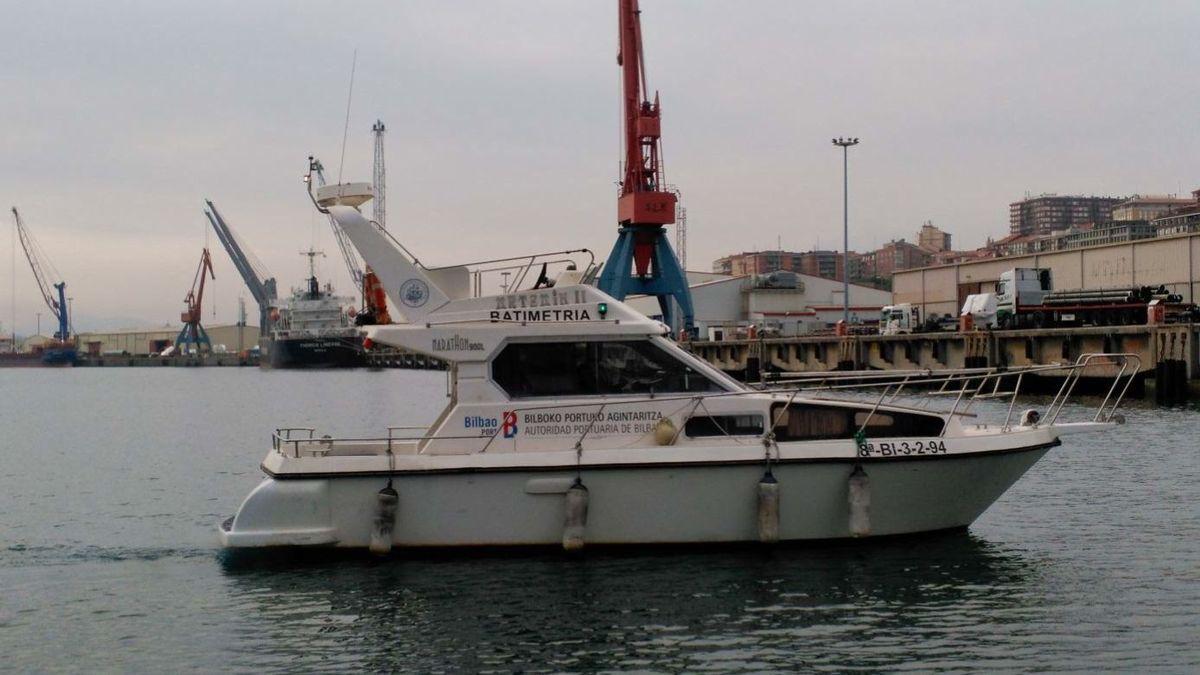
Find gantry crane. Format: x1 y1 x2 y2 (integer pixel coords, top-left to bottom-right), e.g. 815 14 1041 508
597 0 694 332
11 207 76 363
204 200 278 337
176 248 215 354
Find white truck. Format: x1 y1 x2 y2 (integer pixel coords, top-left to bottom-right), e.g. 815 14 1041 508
994 268 1052 328
995 267 1191 328
879 303 920 335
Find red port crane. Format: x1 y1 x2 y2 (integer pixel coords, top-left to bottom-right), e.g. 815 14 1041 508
598 0 693 331
617 0 675 228
176 248 215 354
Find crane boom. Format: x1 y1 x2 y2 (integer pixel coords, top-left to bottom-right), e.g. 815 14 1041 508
204 200 277 336
309 158 364 290
617 0 674 223
182 248 215 323
12 207 70 340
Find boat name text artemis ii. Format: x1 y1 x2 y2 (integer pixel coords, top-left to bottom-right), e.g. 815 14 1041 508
489 289 595 322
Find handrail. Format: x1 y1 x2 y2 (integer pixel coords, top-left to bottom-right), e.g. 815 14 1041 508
1044 353 1140 425
1002 372 1026 431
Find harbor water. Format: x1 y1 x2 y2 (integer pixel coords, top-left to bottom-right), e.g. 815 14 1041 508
0 369 1196 672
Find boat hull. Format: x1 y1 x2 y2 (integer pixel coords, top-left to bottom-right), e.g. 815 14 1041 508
266 337 364 369
41 348 77 366
219 444 1052 549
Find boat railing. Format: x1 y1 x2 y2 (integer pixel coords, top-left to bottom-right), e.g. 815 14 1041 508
272 426 484 459
272 427 314 455
416 248 597 298
766 353 1140 434
270 354 1138 458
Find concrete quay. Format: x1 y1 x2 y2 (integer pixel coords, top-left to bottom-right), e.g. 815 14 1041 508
75 354 259 367
686 324 1198 404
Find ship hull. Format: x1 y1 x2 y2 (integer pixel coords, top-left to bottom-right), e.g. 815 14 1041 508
218 441 1053 549
266 337 364 369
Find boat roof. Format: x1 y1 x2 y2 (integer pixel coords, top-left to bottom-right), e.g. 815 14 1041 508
364 283 669 362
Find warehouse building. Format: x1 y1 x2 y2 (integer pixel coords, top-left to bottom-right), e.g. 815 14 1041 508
76 323 258 356
626 271 892 339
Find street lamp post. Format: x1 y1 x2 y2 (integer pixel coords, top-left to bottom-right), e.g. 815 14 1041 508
36 312 41 338
832 137 859 325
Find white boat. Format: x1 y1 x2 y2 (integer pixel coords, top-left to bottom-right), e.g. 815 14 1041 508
219 205 1136 552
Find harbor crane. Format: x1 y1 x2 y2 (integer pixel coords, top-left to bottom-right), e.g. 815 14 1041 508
176 248 215 354
203 200 278 337
11 207 76 363
597 0 694 332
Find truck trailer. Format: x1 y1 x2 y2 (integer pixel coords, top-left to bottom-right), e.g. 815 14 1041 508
995 268 1195 328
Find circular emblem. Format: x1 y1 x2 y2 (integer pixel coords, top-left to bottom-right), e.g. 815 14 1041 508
399 279 430 308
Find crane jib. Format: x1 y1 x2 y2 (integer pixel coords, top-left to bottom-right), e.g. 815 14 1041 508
12 207 70 338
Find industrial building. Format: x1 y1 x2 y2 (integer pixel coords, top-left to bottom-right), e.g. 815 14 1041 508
626 271 891 339
1009 194 1123 237
892 230 1200 317
74 323 258 356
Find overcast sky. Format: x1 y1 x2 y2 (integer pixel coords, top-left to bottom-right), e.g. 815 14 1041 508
2 0 1197 334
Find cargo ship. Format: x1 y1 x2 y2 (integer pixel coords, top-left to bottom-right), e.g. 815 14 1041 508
266 255 364 369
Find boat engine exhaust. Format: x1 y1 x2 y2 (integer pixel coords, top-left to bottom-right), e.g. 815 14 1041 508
848 465 871 537
757 471 781 543
369 481 399 556
562 478 589 551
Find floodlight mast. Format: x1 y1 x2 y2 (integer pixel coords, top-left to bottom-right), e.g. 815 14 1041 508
832 137 859 325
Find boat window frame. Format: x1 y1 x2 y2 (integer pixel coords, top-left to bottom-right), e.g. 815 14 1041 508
489 336 734 400
684 413 766 438
770 402 945 441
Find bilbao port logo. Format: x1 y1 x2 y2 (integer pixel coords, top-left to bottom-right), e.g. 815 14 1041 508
400 279 430 307
502 411 519 438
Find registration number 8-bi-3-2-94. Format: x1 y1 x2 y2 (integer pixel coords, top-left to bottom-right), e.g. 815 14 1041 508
858 440 947 457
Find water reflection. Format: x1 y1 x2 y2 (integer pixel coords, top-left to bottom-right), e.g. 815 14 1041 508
220 532 1040 672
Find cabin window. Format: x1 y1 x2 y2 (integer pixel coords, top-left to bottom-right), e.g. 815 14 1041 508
492 340 721 398
772 404 943 441
684 414 764 437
